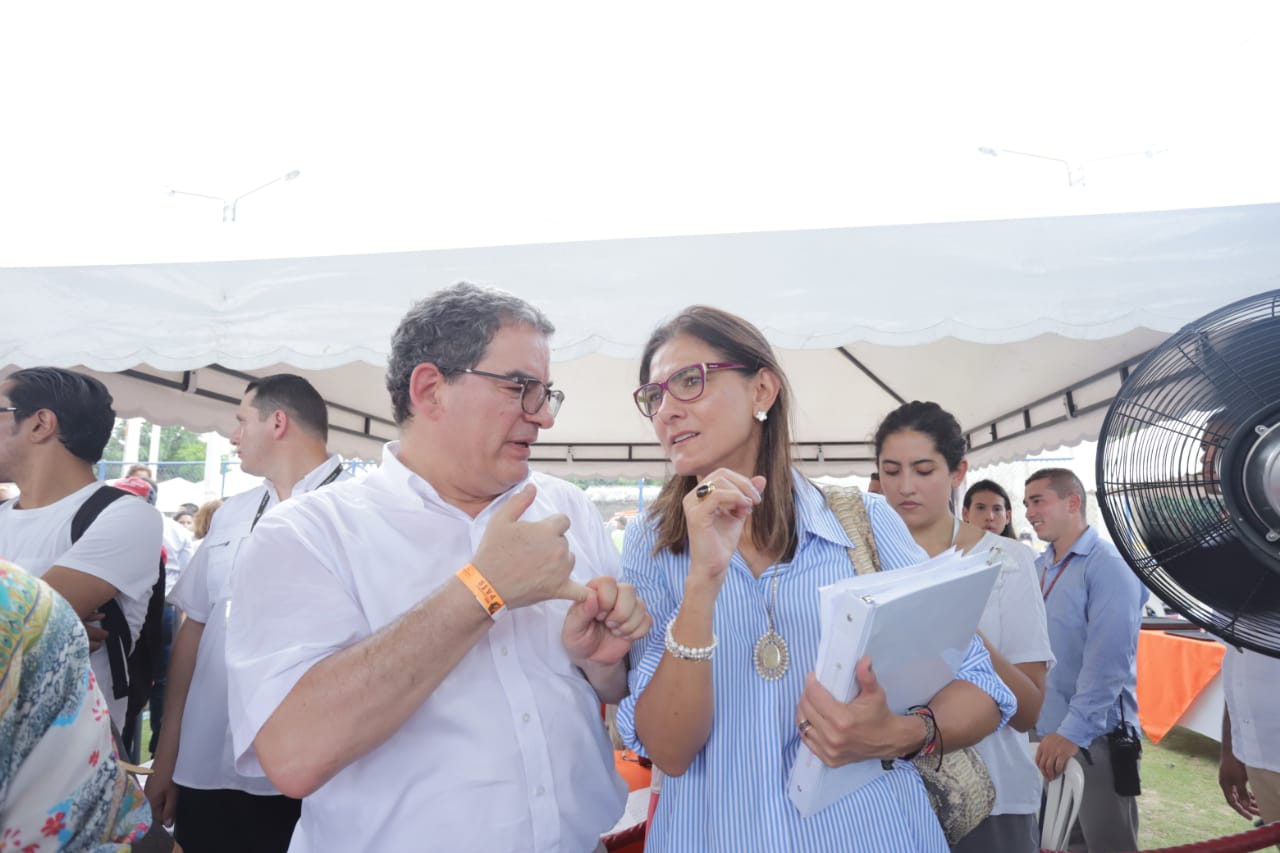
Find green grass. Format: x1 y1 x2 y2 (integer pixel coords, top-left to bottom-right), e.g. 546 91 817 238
138 715 154 763
1138 728 1257 849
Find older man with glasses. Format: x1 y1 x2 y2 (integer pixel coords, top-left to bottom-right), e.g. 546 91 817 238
224 282 652 853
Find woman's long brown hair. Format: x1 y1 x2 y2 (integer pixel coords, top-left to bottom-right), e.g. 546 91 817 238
639 306 797 562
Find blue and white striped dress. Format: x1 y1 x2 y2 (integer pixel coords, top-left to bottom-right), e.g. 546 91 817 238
615 472 1015 853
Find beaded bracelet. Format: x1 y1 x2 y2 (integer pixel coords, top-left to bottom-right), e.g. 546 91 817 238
664 618 717 661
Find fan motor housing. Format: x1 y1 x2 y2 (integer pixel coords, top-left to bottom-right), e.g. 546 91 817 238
1220 401 1280 571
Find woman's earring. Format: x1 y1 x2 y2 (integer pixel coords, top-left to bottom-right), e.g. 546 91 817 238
754 410 768 423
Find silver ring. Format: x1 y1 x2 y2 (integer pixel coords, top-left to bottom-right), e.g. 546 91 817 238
798 719 813 736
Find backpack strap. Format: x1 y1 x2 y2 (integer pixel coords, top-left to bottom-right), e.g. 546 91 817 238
71 486 130 543
817 483 882 575
71 485 134 700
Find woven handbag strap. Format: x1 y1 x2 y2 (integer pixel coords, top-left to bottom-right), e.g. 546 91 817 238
818 483 882 575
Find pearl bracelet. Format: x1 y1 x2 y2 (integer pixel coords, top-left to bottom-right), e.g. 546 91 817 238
664 618 717 662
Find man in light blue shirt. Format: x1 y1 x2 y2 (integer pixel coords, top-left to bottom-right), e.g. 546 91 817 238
1026 467 1146 852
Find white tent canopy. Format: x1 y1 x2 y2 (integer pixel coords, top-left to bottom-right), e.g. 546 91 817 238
4 202 1278 477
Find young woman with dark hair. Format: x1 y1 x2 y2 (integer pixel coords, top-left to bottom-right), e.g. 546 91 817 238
875 401 1053 853
963 479 1018 540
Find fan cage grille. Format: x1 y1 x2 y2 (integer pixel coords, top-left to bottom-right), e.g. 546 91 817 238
1098 290 1280 656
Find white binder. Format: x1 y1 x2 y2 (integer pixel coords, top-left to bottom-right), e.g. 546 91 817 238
786 549 1001 817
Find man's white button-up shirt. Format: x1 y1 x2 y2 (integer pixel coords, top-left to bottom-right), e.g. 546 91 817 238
225 442 626 853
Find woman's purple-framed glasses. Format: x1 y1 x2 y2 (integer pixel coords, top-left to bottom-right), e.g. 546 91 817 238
632 362 749 419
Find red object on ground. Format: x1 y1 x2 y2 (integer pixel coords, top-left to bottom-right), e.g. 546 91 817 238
603 751 651 853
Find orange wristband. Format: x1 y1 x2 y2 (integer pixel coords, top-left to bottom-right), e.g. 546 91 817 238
457 564 505 618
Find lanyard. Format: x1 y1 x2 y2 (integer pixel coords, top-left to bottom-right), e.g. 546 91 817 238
250 463 344 532
1040 552 1076 601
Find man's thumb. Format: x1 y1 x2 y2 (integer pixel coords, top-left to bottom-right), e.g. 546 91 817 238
497 483 537 523
555 579 591 604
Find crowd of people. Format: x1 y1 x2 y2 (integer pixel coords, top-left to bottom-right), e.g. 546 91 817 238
0 283 1276 853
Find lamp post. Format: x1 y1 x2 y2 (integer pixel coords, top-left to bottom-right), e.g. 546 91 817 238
978 146 1164 188
168 169 301 222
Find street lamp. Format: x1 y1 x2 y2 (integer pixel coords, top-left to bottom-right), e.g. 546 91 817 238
978 146 1164 188
168 169 301 222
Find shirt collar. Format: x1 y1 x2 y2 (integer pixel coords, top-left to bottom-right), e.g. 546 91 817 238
1052 524 1099 563
792 470 858 550
298 453 344 492
264 453 344 501
376 440 533 516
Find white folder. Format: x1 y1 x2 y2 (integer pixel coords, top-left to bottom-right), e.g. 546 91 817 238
786 549 1001 817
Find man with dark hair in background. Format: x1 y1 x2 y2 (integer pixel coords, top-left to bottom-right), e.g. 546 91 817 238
147 373 348 853
1026 467 1146 852
0 367 162 727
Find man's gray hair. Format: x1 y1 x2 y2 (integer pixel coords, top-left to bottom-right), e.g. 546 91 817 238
386 282 555 424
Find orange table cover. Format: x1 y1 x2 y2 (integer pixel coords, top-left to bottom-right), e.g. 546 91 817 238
1136 630 1225 743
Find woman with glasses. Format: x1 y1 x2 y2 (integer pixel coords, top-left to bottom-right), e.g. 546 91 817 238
962 479 1019 540
614 306 1014 852
876 402 1052 853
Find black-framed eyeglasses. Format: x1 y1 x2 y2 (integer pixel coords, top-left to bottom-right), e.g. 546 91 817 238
632 362 750 419
450 368 565 417
0 406 18 415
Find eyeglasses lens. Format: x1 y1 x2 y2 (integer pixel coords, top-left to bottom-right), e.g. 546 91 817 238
668 365 706 402
635 365 708 418
636 385 663 417
521 382 564 417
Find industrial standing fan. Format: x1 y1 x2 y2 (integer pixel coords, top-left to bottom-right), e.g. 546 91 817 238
1097 289 1280 658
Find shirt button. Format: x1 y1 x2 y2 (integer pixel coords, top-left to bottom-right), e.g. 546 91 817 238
522 712 531 723
500 647 509 656
536 786 545 796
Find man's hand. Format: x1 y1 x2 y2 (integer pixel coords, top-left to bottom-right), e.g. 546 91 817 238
145 752 180 827
471 484 588 609
84 612 107 652
562 576 652 667
1219 749 1260 820
796 659 915 767
1036 732 1080 782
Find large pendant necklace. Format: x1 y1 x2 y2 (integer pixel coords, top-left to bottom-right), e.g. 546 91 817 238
753 563 790 681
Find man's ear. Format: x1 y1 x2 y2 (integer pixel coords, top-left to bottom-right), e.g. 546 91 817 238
26 409 60 446
270 409 289 439
409 363 448 419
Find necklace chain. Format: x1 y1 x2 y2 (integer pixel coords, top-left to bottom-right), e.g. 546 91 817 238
764 562 782 629
754 561 790 680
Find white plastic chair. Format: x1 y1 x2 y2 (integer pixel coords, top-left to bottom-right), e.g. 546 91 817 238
1026 740 1085 850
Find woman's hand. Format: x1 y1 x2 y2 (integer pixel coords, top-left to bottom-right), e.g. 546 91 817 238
795 659 922 767
682 469 765 591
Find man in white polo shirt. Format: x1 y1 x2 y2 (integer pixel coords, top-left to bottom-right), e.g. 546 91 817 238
225 283 651 853
0 367 162 728
147 374 348 853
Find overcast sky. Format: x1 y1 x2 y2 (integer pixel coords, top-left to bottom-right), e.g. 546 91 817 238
2 1 1277 267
